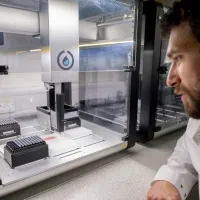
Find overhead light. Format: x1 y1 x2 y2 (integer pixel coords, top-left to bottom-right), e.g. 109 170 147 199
30 49 41 52
16 51 27 54
79 40 133 47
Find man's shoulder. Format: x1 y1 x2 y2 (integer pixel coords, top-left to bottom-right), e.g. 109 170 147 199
188 118 200 126
186 118 200 136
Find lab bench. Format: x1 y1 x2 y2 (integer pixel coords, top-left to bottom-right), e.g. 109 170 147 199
1 129 198 200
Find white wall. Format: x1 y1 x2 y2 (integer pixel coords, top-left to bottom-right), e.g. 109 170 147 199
0 33 45 118
0 50 45 118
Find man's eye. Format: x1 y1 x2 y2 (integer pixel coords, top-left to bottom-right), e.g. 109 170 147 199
174 56 181 61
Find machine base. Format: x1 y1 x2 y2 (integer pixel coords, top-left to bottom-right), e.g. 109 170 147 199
0 122 126 197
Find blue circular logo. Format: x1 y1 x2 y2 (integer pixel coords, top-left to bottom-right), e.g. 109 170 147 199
57 50 74 70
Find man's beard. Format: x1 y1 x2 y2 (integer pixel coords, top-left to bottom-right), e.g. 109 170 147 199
175 86 200 119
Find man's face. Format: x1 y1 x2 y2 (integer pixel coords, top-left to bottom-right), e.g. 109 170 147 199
167 22 200 119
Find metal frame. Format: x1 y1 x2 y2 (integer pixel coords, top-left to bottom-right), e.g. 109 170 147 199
125 0 143 148
137 1 163 143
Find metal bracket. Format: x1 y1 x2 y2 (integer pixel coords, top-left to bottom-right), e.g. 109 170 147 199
0 66 8 75
123 65 136 72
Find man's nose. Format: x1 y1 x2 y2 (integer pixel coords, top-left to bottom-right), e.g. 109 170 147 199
166 65 181 87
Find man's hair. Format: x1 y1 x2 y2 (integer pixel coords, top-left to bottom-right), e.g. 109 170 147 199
160 0 200 42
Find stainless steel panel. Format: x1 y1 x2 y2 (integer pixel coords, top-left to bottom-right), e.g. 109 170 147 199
0 6 39 35
0 0 39 11
39 0 51 75
40 0 79 83
79 20 97 41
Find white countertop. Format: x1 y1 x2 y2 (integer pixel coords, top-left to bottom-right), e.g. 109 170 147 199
0 128 198 200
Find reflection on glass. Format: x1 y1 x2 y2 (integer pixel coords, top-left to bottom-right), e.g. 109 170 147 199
78 42 133 133
0 0 135 141
80 43 133 71
79 0 132 19
78 0 135 134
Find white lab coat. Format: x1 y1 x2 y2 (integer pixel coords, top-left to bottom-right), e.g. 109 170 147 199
154 118 200 200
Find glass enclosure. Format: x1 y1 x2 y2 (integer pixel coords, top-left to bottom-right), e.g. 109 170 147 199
0 0 140 194
0 0 136 145
78 0 135 135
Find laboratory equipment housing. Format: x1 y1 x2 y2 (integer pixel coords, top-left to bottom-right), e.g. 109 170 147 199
0 0 188 197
